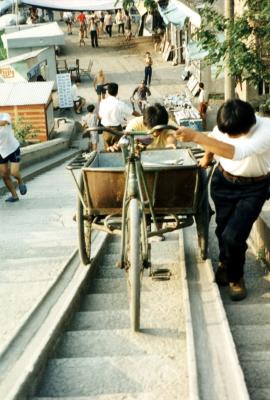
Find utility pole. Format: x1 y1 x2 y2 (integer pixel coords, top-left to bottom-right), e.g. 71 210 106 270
224 0 235 100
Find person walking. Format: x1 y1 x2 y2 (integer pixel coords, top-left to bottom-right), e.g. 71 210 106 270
131 80 151 113
124 11 132 41
175 99 270 301
89 17 99 48
198 82 209 130
0 113 27 203
93 70 106 103
63 11 73 35
98 82 139 150
115 9 125 35
144 52 153 86
78 24 86 46
104 12 113 37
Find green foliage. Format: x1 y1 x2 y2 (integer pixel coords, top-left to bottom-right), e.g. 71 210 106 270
195 0 270 86
0 30 7 61
13 116 38 144
259 98 270 115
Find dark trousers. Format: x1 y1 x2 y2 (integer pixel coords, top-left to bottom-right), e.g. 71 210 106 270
118 23 124 34
105 25 112 37
144 66 152 86
210 167 269 282
90 30 98 47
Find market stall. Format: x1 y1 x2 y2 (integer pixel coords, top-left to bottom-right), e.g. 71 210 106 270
163 94 203 131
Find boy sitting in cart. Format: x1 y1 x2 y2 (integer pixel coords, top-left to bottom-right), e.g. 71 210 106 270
107 103 177 152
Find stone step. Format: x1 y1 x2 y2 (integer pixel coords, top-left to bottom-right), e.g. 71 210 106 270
56 328 184 358
226 304 270 325
241 360 270 389
70 301 184 330
36 355 186 398
81 293 128 311
231 325 270 350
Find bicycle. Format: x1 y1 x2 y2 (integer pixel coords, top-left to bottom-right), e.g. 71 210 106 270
67 125 211 331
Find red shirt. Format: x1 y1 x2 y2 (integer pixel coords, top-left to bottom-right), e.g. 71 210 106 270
77 13 86 23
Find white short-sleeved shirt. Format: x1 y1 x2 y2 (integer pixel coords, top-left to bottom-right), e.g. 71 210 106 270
99 95 133 127
199 89 208 103
71 84 80 101
0 113 19 159
81 113 99 143
210 116 270 177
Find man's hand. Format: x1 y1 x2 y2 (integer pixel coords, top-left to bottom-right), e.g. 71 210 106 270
175 127 198 142
199 152 214 168
107 143 120 152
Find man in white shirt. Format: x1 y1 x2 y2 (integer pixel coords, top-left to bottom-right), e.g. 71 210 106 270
99 82 139 150
71 80 85 114
0 113 27 202
176 99 270 301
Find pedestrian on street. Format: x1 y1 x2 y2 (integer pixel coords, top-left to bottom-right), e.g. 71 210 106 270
0 113 27 203
124 11 132 41
63 11 73 35
99 11 105 34
46 9 54 22
93 70 106 103
198 82 209 130
115 9 125 35
175 99 270 301
81 104 99 152
131 80 151 113
144 52 153 86
98 82 140 150
104 12 113 37
78 24 86 46
89 17 99 48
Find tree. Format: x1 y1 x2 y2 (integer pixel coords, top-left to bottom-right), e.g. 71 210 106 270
195 0 270 89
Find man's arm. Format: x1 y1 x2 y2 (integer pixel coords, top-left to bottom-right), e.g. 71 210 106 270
175 127 235 159
0 120 9 126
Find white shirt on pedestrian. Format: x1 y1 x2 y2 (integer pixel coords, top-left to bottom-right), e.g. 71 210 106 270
99 95 133 127
71 84 80 101
199 89 208 103
210 116 270 177
0 113 19 159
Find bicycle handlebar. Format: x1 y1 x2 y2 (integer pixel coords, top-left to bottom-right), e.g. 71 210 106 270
86 124 179 137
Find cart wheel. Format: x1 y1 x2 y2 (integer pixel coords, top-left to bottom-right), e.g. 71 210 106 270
195 170 209 260
77 174 91 265
127 198 142 332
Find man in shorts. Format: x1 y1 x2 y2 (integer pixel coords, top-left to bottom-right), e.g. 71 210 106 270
0 113 27 202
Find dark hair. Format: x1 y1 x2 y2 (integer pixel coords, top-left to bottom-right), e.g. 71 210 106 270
107 82 118 96
143 103 168 128
87 104 95 113
199 82 204 89
217 99 256 136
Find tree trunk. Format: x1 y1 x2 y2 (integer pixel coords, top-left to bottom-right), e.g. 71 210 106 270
224 0 235 100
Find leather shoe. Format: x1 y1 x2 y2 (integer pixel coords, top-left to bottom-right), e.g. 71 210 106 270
215 262 229 286
229 278 247 301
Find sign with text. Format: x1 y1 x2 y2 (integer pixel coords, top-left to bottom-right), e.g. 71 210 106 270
56 73 73 108
0 67 15 79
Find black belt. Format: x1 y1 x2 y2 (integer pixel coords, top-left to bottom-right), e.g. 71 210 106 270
218 164 270 184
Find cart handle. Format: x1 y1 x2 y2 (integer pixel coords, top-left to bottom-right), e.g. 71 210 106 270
86 124 178 137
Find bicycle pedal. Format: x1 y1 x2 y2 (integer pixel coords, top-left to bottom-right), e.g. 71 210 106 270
151 268 171 281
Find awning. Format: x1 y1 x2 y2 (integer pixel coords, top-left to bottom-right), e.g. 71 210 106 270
186 41 208 61
158 0 201 29
21 0 123 11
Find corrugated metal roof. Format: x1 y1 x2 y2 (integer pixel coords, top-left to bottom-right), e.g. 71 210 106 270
0 81 54 106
